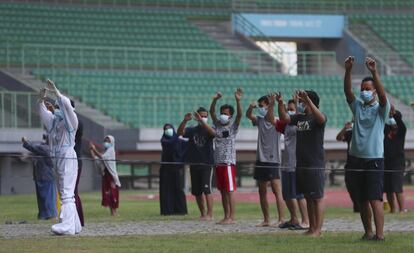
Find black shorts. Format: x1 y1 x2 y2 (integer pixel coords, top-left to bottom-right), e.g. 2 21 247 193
254 161 280 181
281 171 304 200
347 155 384 201
383 165 404 193
190 165 213 196
296 167 325 199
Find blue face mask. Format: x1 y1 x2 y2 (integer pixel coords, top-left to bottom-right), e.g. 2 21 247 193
103 142 112 149
297 103 305 114
257 107 268 117
287 110 296 116
387 117 397 126
54 109 64 121
360 90 374 103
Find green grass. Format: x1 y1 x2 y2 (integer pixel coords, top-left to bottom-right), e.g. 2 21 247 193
1 191 414 253
1 190 414 224
1 233 414 253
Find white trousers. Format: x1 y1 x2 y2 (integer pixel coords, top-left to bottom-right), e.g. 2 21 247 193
51 149 82 235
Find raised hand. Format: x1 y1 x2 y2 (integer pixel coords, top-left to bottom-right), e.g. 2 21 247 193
38 88 47 102
345 56 354 70
46 79 60 95
365 57 377 72
234 88 243 101
89 141 96 150
193 111 202 122
297 90 310 104
344 122 352 129
213 92 222 100
21 137 28 143
267 92 276 106
249 101 257 109
292 92 299 103
183 112 192 122
275 92 283 104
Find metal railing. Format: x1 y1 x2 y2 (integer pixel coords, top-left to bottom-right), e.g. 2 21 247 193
0 91 42 128
6 0 232 9
0 42 338 75
232 13 284 63
231 0 414 13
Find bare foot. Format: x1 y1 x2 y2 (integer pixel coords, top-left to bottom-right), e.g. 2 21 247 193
255 221 270 227
217 218 235 225
306 232 321 237
200 216 213 221
270 221 284 228
300 223 310 229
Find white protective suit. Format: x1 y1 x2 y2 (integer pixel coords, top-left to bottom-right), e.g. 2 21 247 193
38 90 81 235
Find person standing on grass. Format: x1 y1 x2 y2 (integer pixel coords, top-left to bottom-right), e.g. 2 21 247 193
273 90 327 237
277 98 309 230
336 120 360 213
344 56 390 241
177 107 215 221
158 124 188 216
22 135 57 220
384 105 407 213
195 88 242 225
90 135 121 216
246 95 286 227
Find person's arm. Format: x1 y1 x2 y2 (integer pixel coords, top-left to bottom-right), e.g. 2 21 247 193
210 92 222 124
246 101 257 125
193 111 216 137
394 111 407 136
298 90 326 125
265 93 278 125
89 142 103 159
177 112 192 136
344 56 355 104
234 88 243 127
37 88 54 131
274 92 291 124
22 137 49 156
336 122 352 141
47 79 79 131
365 57 387 107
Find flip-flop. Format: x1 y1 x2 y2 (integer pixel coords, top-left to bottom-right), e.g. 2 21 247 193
278 221 292 229
289 224 307 230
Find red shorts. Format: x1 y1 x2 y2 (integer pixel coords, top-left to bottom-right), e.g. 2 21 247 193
215 164 237 192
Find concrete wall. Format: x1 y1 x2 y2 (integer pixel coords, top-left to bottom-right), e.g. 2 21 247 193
0 156 101 195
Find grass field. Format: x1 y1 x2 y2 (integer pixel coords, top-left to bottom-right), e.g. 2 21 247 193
1 190 414 253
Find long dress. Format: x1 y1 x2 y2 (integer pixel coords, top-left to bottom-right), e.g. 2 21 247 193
159 124 188 215
94 135 121 210
74 119 84 226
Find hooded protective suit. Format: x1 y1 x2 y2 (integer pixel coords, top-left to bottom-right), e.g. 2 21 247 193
38 88 81 235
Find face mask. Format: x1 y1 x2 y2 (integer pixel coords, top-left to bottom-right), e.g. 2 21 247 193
103 142 112 149
387 117 397 126
164 128 174 137
297 103 305 114
257 107 268 117
287 110 296 116
54 109 64 121
201 117 208 124
219 114 230 125
360 90 374 103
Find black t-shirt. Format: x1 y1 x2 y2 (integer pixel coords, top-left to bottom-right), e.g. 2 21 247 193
384 110 406 167
184 125 214 164
290 113 326 168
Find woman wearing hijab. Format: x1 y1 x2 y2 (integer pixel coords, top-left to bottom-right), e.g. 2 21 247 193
159 123 188 215
90 135 121 216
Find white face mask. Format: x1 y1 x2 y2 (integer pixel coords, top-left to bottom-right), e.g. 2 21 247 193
219 114 230 125
164 128 174 137
257 107 268 117
201 117 208 124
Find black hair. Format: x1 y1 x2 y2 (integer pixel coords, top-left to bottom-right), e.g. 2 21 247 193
220 104 235 116
70 99 75 108
361 76 374 85
257 96 269 104
305 90 320 108
287 99 295 104
197 107 208 113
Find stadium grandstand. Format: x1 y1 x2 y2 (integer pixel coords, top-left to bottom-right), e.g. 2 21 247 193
0 0 413 194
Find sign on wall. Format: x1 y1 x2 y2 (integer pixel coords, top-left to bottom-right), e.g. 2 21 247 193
234 13 345 38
